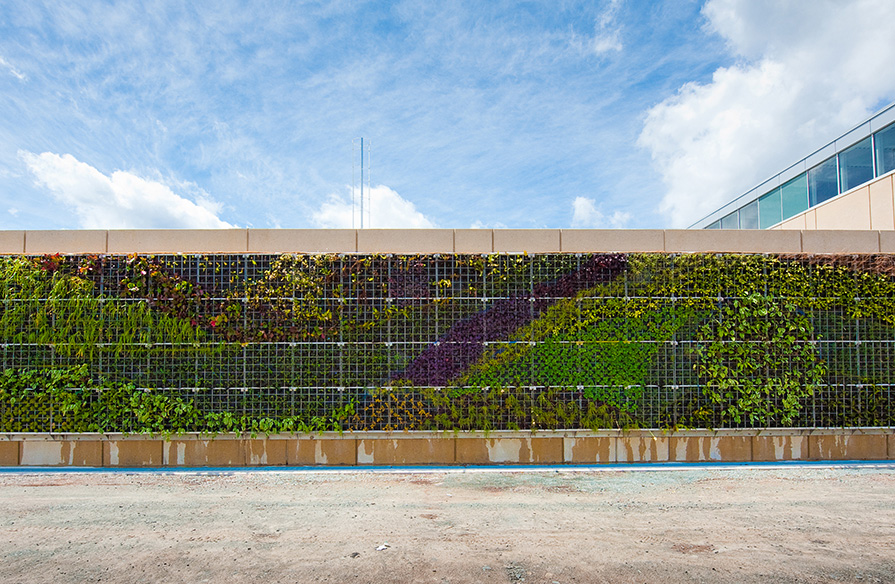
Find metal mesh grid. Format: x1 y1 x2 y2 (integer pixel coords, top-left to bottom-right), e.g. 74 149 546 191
1 252 894 431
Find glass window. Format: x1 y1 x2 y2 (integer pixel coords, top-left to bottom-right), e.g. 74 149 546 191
739 201 759 229
706 221 721 229
839 137 873 191
781 173 808 220
759 188 782 229
720 211 738 229
808 156 838 206
875 123 895 176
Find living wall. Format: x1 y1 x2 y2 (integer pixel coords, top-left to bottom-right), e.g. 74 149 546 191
1 252 894 433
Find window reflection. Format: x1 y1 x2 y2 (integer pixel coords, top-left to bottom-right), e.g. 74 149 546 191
759 188 782 229
739 201 759 229
808 156 838 206
839 137 873 192
781 173 808 219
721 212 738 229
876 124 895 176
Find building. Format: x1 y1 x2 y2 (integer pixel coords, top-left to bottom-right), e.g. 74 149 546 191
690 102 895 230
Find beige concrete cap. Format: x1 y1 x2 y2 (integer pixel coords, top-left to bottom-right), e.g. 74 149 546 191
801 230 880 254
2 228 895 255
492 229 561 253
248 229 357 253
357 229 454 254
560 230 664 252
665 229 802 253
878 231 895 252
108 229 248 254
25 230 107 254
0 230 25 254
453 229 493 253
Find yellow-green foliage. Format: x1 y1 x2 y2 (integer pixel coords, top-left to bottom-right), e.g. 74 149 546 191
0 257 206 359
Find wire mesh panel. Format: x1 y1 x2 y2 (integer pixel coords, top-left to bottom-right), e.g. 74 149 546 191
1 252 894 432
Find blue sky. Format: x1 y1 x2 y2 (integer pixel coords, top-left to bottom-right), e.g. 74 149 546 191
2 0 894 230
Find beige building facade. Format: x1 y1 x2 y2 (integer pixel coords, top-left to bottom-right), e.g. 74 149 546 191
773 169 895 230
692 102 895 231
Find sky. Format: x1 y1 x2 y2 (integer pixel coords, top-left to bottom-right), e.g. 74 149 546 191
2 0 895 231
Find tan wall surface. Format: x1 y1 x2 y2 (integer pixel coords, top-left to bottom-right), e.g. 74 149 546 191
802 230 880 253
5 228 895 254
288 437 357 466
809 431 889 460
815 186 872 230
1 429 892 467
0 230 24 254
454 229 493 253
752 431 809 461
492 229 561 253
108 229 248 254
357 229 455 254
25 230 107 254
19 439 103 466
0 440 20 465
248 229 356 253
869 175 895 230
664 229 801 253
561 229 665 253
104 440 164 467
245 439 288 466
777 170 895 232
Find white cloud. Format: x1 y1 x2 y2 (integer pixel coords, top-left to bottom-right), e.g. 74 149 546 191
640 0 895 227
311 185 436 229
0 56 26 81
470 220 508 229
571 0 624 56
20 152 233 229
592 0 624 54
571 196 631 228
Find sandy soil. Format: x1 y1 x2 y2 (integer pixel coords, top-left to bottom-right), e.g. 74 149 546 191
1 465 894 584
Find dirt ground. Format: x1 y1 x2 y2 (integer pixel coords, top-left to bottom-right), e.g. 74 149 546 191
1 464 894 584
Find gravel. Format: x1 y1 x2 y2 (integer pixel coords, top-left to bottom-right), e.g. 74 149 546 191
1 465 894 583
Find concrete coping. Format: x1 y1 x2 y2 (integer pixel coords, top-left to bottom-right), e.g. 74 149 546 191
2 229 895 255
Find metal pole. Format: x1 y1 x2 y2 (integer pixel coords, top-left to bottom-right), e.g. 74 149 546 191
360 137 364 229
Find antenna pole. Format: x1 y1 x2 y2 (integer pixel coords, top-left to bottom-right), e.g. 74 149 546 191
360 137 364 229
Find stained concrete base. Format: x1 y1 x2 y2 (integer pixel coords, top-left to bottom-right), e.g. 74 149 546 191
1 429 893 467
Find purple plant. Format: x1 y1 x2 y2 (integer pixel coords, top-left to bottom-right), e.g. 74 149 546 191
396 254 627 385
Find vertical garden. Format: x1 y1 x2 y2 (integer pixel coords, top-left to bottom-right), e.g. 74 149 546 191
1 252 893 433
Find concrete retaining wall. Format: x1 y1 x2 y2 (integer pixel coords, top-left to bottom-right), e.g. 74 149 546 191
1 429 892 467
3 231 893 467
3 229 895 254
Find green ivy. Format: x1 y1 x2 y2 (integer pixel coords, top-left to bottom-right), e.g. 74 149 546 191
0 366 354 435
695 293 825 425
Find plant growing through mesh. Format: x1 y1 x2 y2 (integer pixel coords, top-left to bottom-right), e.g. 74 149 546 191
396 254 627 385
695 293 826 425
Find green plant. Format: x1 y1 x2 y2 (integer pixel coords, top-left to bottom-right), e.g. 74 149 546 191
696 293 825 425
